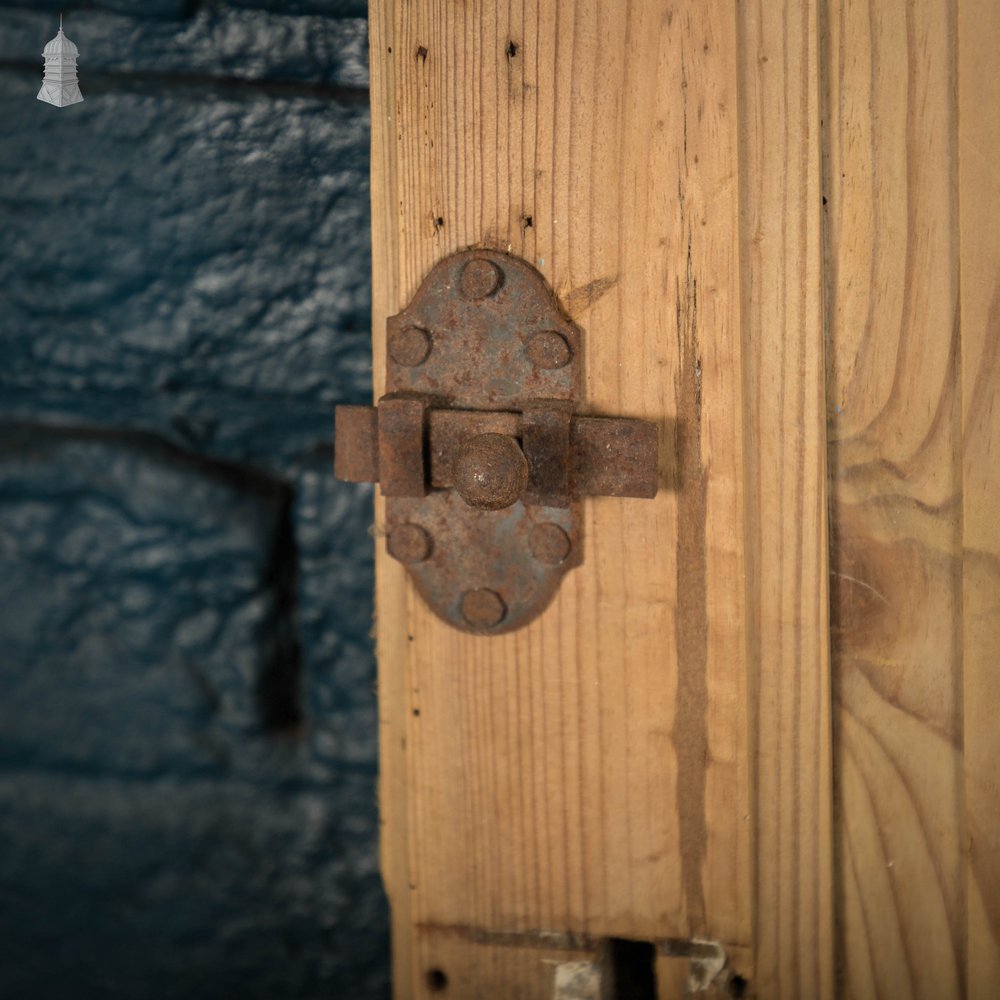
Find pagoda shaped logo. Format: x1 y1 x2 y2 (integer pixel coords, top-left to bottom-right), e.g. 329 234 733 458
37 15 84 108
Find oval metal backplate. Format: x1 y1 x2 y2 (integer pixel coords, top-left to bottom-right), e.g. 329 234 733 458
385 249 583 634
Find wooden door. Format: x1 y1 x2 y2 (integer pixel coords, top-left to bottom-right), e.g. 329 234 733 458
364 1 1000 996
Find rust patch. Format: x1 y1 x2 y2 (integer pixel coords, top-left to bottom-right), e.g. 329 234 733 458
521 404 572 507
377 395 428 497
452 433 529 510
571 416 658 498
332 404 378 482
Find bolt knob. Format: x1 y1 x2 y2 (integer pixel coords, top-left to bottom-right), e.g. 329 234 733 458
453 433 528 510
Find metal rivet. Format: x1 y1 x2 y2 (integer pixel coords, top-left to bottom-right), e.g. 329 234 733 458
460 258 503 299
453 433 528 510
526 330 571 370
388 325 432 366
460 588 507 629
529 523 571 565
387 523 432 563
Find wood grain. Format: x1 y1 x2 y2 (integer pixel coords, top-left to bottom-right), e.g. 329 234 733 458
959 0 1000 993
368 1 1000 996
368 0 413 987
368 1 754 995
414 930 592 999
737 0 834 996
824 0 965 995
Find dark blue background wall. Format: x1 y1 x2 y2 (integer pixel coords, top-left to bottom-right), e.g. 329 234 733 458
0 3 386 996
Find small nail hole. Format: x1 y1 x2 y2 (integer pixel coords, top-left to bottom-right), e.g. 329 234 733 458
506 40 518 58
728 974 749 997
426 968 448 992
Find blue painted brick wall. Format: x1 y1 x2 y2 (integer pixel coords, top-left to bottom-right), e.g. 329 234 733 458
0 3 385 997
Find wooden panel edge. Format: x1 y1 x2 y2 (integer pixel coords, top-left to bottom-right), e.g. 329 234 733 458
958 0 1000 993
737 0 835 995
368 2 416 996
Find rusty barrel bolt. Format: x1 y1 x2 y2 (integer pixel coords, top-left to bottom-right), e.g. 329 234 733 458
388 325 432 367
460 258 503 300
387 523 432 564
529 523 571 565
453 433 529 510
334 248 662 635
460 588 507 629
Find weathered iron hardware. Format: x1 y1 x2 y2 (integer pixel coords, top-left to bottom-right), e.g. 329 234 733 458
334 249 659 634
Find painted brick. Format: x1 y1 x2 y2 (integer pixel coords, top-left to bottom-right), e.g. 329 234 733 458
0 0 195 18
0 1 368 23
0 425 387 995
2 428 278 774
0 8 369 89
0 771 388 999
229 1 368 16
296 464 377 766
0 69 372 466
0 5 385 994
